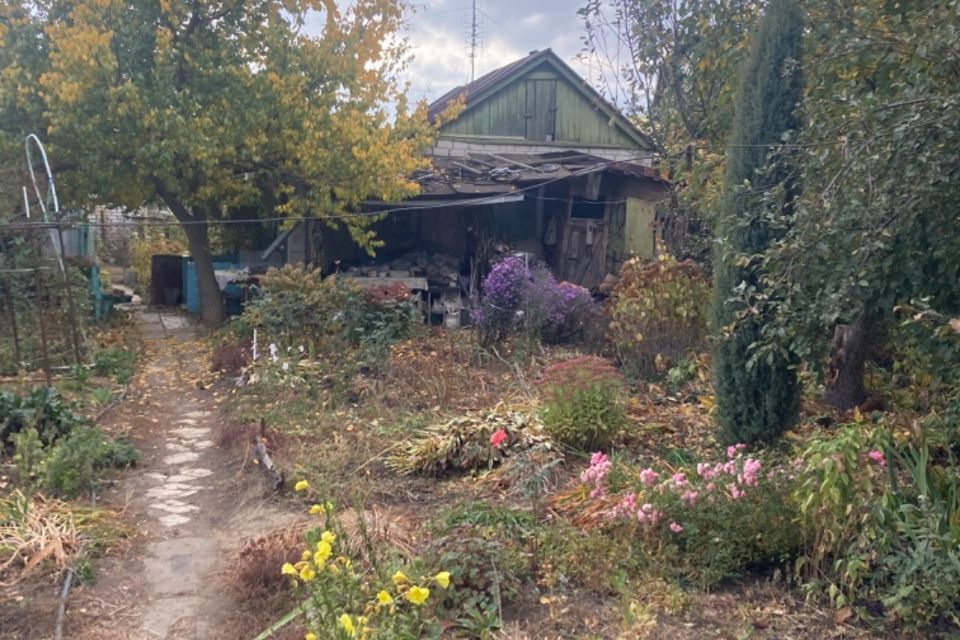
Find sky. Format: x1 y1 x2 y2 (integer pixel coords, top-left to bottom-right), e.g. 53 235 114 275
397 0 597 104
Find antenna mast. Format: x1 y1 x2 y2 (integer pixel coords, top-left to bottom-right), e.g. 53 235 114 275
468 0 479 81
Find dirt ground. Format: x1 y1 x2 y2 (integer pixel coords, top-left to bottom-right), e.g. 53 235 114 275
0 309 884 640
1 310 306 640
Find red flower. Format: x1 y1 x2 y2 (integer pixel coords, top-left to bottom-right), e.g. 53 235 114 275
490 428 508 448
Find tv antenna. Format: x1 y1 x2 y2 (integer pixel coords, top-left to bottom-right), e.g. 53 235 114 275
467 0 480 81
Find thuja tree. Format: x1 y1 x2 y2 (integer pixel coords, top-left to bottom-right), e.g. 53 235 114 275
11 0 453 324
711 0 803 444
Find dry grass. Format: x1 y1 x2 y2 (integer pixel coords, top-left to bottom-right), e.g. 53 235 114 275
381 331 530 412
227 524 310 602
0 490 79 586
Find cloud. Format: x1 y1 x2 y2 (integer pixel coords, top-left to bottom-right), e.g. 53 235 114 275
311 0 595 104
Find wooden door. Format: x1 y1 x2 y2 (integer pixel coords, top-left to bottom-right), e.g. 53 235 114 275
525 80 558 141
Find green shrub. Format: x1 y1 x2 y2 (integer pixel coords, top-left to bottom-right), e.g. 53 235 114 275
242 266 414 348
92 347 138 384
793 422 891 598
795 424 960 633
40 427 139 497
0 387 86 447
261 500 451 640
538 356 626 450
422 523 529 624
580 448 799 588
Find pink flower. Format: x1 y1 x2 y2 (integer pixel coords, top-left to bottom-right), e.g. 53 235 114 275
590 451 609 466
490 429 508 448
697 463 716 480
611 492 638 519
706 482 716 492
636 503 662 526
671 472 688 488
681 490 699 507
639 468 659 486
741 458 762 486
581 452 612 497
868 450 886 468
669 521 683 533
727 443 747 459
728 484 745 500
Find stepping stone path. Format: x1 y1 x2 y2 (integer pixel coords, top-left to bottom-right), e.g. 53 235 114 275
59 310 304 640
128 313 230 639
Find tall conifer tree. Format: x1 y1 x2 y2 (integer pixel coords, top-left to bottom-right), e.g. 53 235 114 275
712 0 804 444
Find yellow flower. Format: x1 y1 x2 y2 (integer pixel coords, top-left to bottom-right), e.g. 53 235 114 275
301 550 312 561
321 530 336 544
281 563 297 576
309 504 324 515
376 590 393 605
328 563 340 575
314 540 332 566
391 570 409 586
433 571 451 589
294 480 310 492
305 633 318 640
338 613 356 637
299 565 316 582
405 585 430 605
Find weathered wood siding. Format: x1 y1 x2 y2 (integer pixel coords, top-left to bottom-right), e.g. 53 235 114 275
440 67 639 148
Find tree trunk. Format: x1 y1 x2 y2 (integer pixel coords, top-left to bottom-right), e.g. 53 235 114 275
182 219 223 326
155 181 224 325
824 313 871 410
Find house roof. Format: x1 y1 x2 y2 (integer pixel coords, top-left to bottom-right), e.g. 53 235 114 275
427 49 657 151
411 150 666 198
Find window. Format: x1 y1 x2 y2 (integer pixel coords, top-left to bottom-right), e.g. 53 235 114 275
570 196 605 220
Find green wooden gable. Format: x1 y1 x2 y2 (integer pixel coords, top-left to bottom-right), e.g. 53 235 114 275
428 49 654 151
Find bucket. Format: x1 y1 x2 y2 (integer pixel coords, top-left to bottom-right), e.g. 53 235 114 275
444 311 461 330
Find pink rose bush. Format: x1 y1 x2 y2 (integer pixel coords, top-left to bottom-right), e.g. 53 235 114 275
580 445 799 586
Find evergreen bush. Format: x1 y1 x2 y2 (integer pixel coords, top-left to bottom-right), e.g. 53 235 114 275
711 0 804 444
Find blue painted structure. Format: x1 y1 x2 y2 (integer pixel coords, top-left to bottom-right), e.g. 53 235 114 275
182 255 239 314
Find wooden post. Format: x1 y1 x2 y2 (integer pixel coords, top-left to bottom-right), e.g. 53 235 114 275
2 281 22 366
0 235 23 366
34 264 52 386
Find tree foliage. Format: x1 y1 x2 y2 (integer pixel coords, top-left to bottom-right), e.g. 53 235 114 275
749 0 960 394
0 0 48 213
3 0 450 323
711 0 803 444
579 0 763 262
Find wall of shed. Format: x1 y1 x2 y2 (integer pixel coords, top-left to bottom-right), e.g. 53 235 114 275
604 176 666 274
440 66 641 149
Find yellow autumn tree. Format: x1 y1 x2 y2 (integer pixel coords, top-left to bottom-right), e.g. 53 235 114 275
32 0 449 323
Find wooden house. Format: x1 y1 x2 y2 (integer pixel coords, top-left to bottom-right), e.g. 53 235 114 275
266 48 667 303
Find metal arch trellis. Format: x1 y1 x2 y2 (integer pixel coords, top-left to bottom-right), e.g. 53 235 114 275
24 132 65 272
0 134 85 379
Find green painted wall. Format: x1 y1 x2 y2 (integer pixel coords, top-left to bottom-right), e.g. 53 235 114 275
440 67 640 148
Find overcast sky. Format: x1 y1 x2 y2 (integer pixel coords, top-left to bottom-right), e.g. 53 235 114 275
400 0 596 103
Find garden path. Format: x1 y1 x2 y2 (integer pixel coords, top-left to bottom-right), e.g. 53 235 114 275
65 310 300 640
